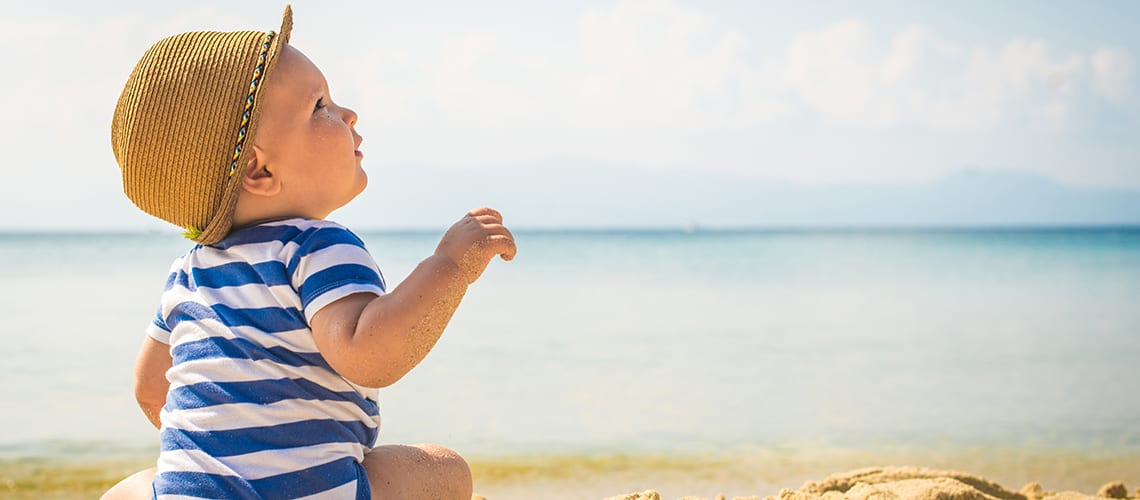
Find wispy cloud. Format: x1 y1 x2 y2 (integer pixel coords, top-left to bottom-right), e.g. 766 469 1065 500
1091 47 1136 103
1 0 1138 230
781 20 1109 130
343 0 1136 174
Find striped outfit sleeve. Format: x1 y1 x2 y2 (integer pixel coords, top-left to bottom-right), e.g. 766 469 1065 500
146 257 185 345
146 304 172 344
289 224 387 323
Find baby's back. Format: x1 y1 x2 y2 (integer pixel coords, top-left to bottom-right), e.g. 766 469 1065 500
148 218 386 499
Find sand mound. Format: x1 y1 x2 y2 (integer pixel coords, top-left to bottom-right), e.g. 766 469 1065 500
786 466 1024 500
603 466 1134 500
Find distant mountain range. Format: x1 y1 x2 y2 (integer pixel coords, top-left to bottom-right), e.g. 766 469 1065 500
334 162 1140 229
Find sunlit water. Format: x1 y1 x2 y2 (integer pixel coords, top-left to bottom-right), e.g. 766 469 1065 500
2 227 1139 460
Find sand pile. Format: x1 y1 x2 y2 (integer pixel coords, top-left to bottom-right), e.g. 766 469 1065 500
603 466 1136 500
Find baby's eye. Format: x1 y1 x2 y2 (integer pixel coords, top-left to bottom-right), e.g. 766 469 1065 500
314 97 326 112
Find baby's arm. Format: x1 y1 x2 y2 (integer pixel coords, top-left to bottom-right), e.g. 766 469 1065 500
134 336 172 429
311 208 516 388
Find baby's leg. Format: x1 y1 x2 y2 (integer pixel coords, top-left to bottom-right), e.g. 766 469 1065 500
101 467 155 500
362 443 472 500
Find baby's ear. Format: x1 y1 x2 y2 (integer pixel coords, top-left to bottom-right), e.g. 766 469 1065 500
241 145 280 196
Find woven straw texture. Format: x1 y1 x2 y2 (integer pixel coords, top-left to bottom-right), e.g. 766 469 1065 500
111 5 293 245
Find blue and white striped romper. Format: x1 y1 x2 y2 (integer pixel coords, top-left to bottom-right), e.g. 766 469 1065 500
147 218 387 499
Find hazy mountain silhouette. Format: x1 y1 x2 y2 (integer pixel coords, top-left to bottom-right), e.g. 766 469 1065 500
340 160 1140 229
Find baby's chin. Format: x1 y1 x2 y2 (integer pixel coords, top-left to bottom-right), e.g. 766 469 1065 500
347 171 368 203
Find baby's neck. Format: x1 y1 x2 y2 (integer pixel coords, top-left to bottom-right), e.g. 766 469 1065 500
233 195 327 230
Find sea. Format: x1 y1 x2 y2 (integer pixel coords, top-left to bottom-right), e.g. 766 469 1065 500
2 227 1139 471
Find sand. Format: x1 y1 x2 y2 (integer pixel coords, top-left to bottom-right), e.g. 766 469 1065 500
5 453 1137 499
597 466 1136 500
459 448 1140 500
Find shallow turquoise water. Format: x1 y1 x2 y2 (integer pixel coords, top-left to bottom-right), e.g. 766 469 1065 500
1 227 1138 459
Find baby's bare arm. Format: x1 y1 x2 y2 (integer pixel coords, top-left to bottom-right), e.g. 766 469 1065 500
310 255 465 388
311 208 516 388
134 336 172 429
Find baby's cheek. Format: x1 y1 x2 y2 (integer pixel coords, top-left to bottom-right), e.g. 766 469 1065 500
317 124 353 150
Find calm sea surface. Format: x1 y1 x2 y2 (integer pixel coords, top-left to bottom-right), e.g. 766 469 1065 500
2 228 1139 459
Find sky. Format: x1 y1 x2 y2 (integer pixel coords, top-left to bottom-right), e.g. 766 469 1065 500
1 0 1138 230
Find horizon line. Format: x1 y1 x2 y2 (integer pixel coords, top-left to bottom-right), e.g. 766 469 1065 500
4 223 1140 237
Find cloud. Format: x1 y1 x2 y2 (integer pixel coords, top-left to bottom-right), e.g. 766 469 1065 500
367 6 1135 165
3 0 1139 220
783 19 876 126
421 0 773 130
345 0 775 169
573 0 779 130
1091 47 1136 102
325 1 1138 187
780 19 1105 130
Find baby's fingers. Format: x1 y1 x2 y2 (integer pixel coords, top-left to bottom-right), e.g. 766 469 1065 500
468 207 503 222
474 214 503 226
486 235 516 262
482 225 516 261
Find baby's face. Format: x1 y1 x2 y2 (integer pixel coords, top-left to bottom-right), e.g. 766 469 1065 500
251 44 366 219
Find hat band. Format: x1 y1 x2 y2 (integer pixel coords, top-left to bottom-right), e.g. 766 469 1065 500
183 30 277 242
228 30 276 179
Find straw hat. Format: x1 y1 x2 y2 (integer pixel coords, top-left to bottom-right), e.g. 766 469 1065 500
111 5 294 245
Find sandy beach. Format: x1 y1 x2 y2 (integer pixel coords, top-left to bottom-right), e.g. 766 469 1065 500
598 466 1137 500
463 449 1140 500
8 447 1136 499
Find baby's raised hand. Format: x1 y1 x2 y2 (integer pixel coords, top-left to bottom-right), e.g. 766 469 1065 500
434 207 517 284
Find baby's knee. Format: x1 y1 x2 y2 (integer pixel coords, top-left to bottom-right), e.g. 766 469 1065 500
418 444 472 490
101 467 156 500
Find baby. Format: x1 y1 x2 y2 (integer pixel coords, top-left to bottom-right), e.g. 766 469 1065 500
103 5 515 499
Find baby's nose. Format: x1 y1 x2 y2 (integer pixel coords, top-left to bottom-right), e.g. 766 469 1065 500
342 106 358 127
